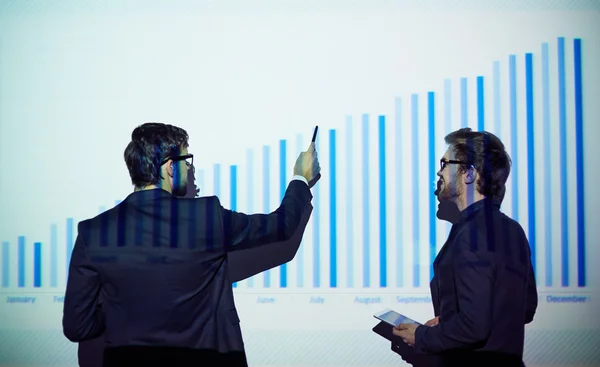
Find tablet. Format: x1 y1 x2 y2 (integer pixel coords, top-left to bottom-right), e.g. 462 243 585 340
374 308 421 327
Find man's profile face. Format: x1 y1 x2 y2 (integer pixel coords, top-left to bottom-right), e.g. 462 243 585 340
436 147 463 203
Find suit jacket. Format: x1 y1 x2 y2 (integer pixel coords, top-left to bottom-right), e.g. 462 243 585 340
414 198 537 367
63 180 312 366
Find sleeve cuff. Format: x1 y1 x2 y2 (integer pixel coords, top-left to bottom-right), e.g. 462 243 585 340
414 324 428 353
292 175 308 185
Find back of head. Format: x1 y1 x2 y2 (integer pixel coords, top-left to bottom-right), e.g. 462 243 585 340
124 122 189 188
444 128 511 204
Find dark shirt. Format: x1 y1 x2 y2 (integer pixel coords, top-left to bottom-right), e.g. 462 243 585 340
415 198 538 364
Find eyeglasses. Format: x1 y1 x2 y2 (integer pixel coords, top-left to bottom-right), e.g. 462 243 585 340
440 158 472 171
161 154 194 168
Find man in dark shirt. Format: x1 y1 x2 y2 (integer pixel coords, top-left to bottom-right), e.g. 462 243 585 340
393 128 538 366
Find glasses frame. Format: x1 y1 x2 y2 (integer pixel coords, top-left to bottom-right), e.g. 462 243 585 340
161 154 194 168
440 158 473 171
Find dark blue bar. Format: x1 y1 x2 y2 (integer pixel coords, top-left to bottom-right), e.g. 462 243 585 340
509 55 519 222
394 97 403 287
50 224 57 287
67 218 74 270
345 117 353 287
362 114 370 287
246 150 254 288
34 242 42 287
461 78 468 128
18 236 25 287
493 62 501 135
477 76 484 131
541 42 552 287
279 139 287 288
329 130 337 288
411 94 420 287
574 38 585 287
213 164 221 197
2 241 9 287
263 146 271 288
378 117 387 288
525 53 536 277
557 37 569 287
428 92 436 281
231 165 238 288
313 137 320 288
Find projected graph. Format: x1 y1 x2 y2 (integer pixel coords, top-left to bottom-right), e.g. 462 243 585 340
0 37 586 291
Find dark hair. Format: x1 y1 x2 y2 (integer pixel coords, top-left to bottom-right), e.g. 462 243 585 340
444 127 511 203
124 122 189 187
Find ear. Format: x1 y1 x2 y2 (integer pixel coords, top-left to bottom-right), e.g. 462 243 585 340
463 166 476 185
166 161 175 178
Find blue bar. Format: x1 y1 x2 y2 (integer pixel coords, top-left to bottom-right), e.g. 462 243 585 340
509 55 519 222
246 149 255 288
66 218 74 270
50 224 57 287
493 61 501 135
525 53 536 277
362 114 370 287
460 77 468 128
295 135 304 288
477 76 484 131
213 164 221 197
313 137 320 288
428 92 436 281
99 206 106 214
231 165 238 288
34 242 42 287
378 117 387 288
557 37 569 287
279 139 288 288
444 80 451 135
574 38 585 287
541 43 552 287
394 98 403 287
345 118 354 288
115 200 122 205
412 94 420 287
263 146 271 288
18 236 25 287
329 130 338 288
2 241 8 287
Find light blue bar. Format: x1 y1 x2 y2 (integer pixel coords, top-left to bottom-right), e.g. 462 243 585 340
362 114 370 287
542 42 552 287
345 117 354 288
525 53 537 278
213 164 221 197
509 55 519 222
2 241 9 287
477 76 484 131
18 236 25 287
34 242 41 288
329 130 337 288
50 224 57 287
279 139 287 288
66 218 74 272
99 206 106 214
460 77 468 128
231 165 238 288
444 79 452 135
428 92 436 281
246 149 255 288
263 146 271 288
378 117 387 287
295 134 304 288
557 37 568 287
313 137 320 288
493 61 501 136
411 94 420 287
115 200 121 205
394 98 403 287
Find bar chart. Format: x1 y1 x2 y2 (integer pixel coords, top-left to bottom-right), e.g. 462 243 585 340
0 37 587 291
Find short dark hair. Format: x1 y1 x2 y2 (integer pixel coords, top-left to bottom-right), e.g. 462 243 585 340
124 122 189 187
444 128 511 203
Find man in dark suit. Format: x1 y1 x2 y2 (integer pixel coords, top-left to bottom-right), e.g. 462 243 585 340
63 122 321 366
393 128 538 367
